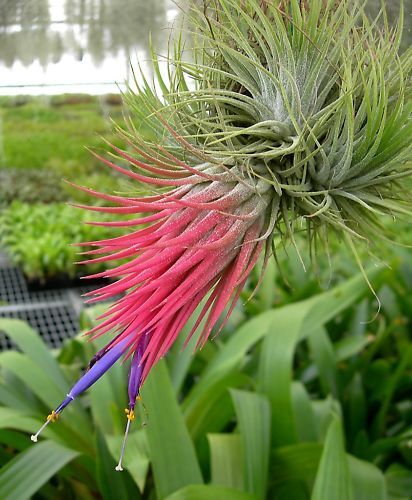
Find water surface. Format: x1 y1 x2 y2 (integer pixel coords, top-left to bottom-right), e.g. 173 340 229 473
0 0 410 96
0 0 179 95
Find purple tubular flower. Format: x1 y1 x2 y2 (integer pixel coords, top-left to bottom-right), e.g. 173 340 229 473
70 337 129 400
115 331 150 471
128 331 150 409
87 331 124 369
31 336 129 443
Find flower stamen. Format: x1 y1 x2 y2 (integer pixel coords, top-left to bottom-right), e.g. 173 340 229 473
115 396 147 472
115 333 149 471
30 410 59 443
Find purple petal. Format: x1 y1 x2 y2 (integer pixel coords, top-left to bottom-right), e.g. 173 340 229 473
55 336 130 414
128 331 150 408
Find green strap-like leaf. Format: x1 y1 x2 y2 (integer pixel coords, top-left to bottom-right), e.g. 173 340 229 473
205 267 383 380
165 484 258 500
385 463 412 498
231 389 271 499
311 415 353 500
184 370 250 442
349 455 386 500
257 267 382 448
307 327 338 397
0 351 68 408
95 429 140 500
141 360 203 499
271 443 323 486
106 430 150 493
0 407 44 434
0 351 92 452
0 440 79 500
258 301 311 447
291 383 318 442
0 318 91 434
0 318 68 393
208 433 244 491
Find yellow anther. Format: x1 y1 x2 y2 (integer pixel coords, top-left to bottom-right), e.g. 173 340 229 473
136 395 142 401
46 411 59 423
124 408 135 421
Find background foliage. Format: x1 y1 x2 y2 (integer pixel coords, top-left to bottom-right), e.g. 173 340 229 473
0 202 119 283
0 254 411 499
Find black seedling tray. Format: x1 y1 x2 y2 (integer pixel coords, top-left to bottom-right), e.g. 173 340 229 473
0 266 31 304
0 254 113 351
0 301 79 350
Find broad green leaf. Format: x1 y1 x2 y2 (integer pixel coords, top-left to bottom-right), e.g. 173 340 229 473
207 266 380 381
231 389 271 499
0 407 91 457
193 269 382 450
0 429 31 453
373 346 412 437
349 455 386 500
0 406 50 436
184 370 250 441
95 429 139 500
141 360 203 498
311 398 342 441
208 433 244 491
0 318 68 393
347 374 366 444
273 483 308 500
291 383 318 442
106 429 150 493
334 335 372 362
0 319 91 433
0 351 91 452
203 310 274 378
165 484 258 500
311 415 353 500
300 266 383 335
0 376 40 413
0 351 63 407
258 300 312 447
307 327 337 397
254 257 277 311
271 443 322 486
348 300 369 337
0 440 79 500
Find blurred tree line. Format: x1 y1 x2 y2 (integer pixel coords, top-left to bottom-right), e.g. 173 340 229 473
0 0 169 68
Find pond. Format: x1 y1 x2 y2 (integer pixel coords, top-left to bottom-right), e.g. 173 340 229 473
0 0 180 95
0 0 410 96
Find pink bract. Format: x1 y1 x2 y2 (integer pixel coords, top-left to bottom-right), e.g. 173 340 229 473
75 144 275 382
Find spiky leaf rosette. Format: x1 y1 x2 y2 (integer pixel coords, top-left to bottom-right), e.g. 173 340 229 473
33 0 411 464
127 0 412 246
87 0 411 373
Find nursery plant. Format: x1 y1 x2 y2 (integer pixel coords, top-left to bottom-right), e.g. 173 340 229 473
26 0 412 471
0 202 118 284
0 168 67 207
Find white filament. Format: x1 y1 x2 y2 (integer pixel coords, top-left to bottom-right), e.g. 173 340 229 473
30 419 52 443
115 417 132 472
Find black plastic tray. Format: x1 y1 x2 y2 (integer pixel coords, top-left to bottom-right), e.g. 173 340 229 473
0 256 109 350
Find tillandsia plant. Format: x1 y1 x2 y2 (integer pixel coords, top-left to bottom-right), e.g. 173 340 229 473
32 0 411 469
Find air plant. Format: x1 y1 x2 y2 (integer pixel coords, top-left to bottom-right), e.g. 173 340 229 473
32 0 412 469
